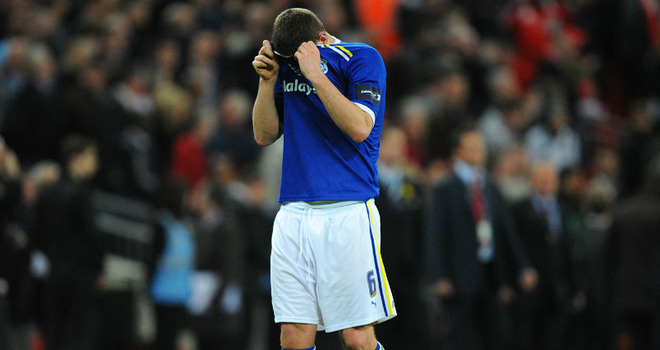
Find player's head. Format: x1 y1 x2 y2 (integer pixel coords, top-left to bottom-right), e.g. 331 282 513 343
271 8 325 58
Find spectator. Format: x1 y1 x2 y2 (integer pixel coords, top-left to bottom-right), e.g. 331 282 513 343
606 157 660 350
102 65 161 198
149 176 196 350
185 30 220 109
492 144 532 203
36 135 104 350
525 106 582 172
398 95 433 169
425 125 537 350
209 153 279 348
571 181 614 350
588 147 619 199
0 137 25 350
2 43 67 167
0 38 30 113
20 160 61 344
60 60 121 195
187 180 249 349
479 98 527 161
169 109 215 189
425 69 474 164
511 162 583 350
618 99 658 199
99 12 134 80
152 39 183 87
59 36 103 89
152 78 194 184
207 88 261 169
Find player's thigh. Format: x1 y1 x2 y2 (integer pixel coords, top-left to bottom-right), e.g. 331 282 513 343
271 209 321 325
313 201 395 332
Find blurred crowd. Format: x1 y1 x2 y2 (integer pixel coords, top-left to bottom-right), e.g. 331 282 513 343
0 0 659 349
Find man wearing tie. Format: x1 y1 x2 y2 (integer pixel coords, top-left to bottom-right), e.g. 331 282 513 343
511 162 583 350
425 125 537 350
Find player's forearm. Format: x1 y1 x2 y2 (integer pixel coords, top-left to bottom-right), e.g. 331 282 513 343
252 79 281 146
310 74 373 143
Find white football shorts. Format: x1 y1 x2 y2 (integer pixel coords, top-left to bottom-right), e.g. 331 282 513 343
270 199 397 332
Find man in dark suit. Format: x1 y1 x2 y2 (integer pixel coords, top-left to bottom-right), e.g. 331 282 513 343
36 135 104 350
606 157 660 350
511 162 582 350
425 125 537 350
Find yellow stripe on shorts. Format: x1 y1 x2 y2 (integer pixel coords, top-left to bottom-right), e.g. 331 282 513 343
366 200 394 316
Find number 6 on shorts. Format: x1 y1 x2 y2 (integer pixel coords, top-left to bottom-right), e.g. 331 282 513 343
367 270 377 297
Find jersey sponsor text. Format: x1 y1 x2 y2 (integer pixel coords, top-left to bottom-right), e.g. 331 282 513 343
282 79 317 96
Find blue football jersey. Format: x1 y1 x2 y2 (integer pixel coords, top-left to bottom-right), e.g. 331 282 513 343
274 41 386 202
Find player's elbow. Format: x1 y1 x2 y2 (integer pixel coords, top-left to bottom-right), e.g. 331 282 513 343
347 118 374 143
254 137 270 147
346 110 374 142
348 128 371 143
252 121 281 146
254 133 276 146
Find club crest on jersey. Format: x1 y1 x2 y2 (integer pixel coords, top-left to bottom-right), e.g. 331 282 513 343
320 58 329 74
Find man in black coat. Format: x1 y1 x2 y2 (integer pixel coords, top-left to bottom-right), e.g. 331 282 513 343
0 139 23 349
511 162 582 350
425 125 537 350
36 135 104 350
1 62 67 168
606 157 660 350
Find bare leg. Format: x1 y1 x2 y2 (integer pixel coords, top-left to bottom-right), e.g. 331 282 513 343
340 324 379 350
280 323 316 349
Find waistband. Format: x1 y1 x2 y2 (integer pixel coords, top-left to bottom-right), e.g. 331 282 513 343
280 199 375 216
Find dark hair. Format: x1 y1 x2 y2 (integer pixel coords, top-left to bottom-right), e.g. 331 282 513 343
271 8 325 58
60 134 97 163
449 123 478 155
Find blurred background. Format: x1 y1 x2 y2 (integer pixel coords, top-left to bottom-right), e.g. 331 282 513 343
0 0 659 349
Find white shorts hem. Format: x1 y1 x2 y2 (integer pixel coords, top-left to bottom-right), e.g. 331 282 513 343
275 317 323 328
323 313 397 333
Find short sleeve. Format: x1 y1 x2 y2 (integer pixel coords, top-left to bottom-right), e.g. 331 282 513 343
345 46 386 123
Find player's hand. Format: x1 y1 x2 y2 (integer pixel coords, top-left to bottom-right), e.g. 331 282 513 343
295 41 324 83
252 40 279 81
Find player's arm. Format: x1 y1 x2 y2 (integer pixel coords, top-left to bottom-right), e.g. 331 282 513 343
252 40 282 146
295 41 374 143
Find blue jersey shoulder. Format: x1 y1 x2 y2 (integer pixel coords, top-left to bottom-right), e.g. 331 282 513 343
320 42 383 63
